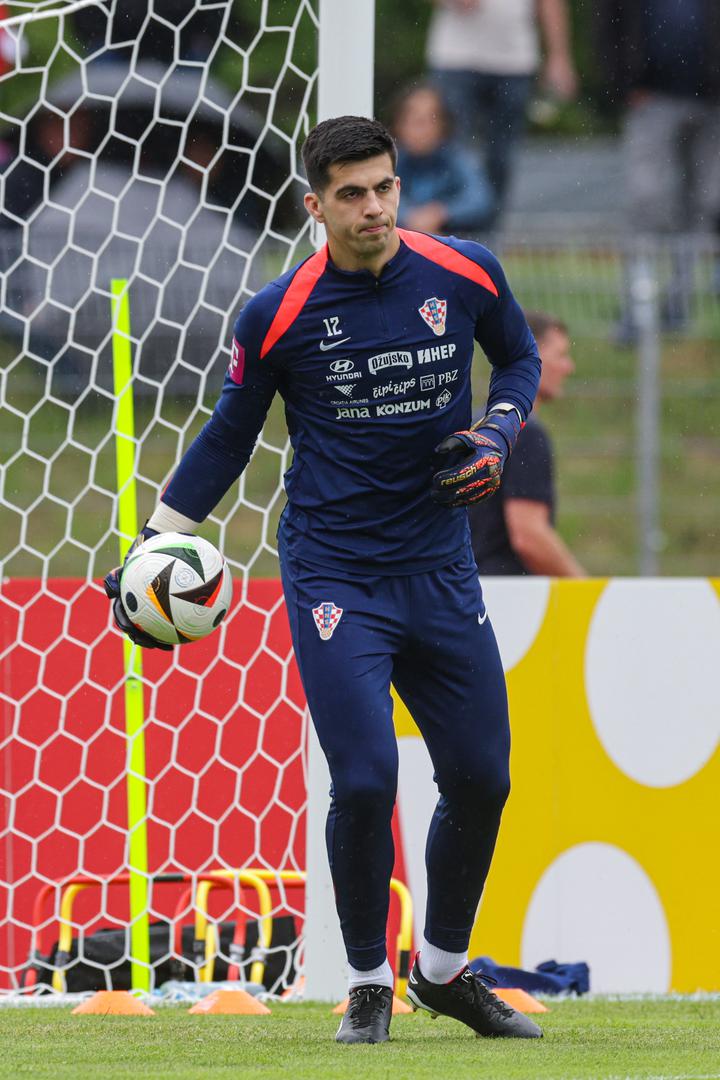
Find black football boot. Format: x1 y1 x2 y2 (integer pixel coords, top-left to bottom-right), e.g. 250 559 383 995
406 957 543 1038
335 984 393 1044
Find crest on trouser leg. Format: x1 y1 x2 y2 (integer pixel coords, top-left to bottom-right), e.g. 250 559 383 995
312 601 343 640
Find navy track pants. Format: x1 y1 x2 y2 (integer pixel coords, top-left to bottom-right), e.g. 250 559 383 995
280 547 511 971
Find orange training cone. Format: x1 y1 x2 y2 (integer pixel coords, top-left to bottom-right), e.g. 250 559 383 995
495 987 548 1014
188 989 271 1015
333 994 413 1015
72 991 155 1016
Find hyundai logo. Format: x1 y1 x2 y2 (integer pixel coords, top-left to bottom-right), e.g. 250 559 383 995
329 359 354 373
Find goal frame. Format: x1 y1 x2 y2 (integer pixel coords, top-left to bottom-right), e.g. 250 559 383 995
304 0 376 1003
0 0 376 1001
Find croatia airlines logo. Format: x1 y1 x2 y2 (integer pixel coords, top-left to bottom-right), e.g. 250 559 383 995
418 297 447 337
312 601 343 641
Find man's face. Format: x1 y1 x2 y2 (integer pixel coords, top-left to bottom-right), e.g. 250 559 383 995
395 89 446 156
537 328 574 402
304 154 400 266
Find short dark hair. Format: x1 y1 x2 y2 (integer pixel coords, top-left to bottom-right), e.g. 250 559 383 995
524 310 568 344
301 115 397 194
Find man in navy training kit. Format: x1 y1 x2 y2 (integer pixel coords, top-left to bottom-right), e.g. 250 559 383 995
105 116 542 1044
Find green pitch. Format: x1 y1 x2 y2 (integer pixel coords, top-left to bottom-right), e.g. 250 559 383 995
1 997 718 1080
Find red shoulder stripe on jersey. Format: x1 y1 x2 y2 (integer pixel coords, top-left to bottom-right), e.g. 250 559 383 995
260 247 328 359
397 228 498 297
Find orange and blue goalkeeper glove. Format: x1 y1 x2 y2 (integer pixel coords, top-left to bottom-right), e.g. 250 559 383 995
430 404 524 508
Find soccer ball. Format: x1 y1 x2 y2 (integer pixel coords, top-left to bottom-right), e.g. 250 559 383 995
120 532 233 646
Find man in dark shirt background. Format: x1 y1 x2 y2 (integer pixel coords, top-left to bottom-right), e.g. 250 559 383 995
470 311 584 576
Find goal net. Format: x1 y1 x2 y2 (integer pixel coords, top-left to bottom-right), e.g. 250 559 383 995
0 0 321 998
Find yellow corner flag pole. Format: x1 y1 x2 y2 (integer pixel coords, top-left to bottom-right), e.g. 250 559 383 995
111 279 151 992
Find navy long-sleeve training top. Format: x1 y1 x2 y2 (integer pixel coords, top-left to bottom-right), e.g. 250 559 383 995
162 228 541 575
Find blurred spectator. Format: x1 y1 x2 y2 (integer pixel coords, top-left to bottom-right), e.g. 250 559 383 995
1 136 257 394
0 108 97 227
470 311 584 576
426 0 578 225
0 60 291 234
392 83 494 235
0 61 287 394
594 1 720 337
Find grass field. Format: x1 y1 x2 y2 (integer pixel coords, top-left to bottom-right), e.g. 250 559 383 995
1 997 718 1080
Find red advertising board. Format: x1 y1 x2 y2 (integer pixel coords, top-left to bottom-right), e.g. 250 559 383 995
0 578 307 986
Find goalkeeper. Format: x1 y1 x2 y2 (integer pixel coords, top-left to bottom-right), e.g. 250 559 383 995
106 116 541 1043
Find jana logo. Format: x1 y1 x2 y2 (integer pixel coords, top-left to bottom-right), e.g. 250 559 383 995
329 358 354 373
418 297 447 337
312 601 343 640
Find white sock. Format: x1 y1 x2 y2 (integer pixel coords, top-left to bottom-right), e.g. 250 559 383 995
347 958 394 992
419 938 467 984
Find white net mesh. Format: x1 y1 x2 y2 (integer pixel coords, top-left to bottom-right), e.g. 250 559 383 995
0 0 318 996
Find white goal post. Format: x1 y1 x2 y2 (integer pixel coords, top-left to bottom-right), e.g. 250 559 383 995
0 0 375 1000
303 0 375 1002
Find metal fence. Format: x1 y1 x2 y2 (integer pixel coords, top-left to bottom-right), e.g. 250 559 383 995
475 231 719 577
1 232 718 578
